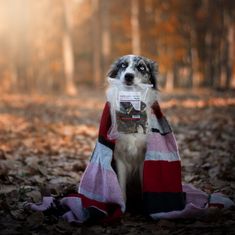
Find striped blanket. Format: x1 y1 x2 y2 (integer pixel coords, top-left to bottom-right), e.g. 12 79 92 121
27 101 234 223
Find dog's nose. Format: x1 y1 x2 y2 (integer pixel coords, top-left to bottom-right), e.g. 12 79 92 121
124 73 134 83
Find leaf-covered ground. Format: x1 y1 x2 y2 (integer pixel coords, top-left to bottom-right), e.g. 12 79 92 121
0 88 235 235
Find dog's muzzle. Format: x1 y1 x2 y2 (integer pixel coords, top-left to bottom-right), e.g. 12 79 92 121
124 73 134 85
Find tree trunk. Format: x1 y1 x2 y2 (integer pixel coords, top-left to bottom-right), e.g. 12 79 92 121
63 0 77 95
230 23 235 88
191 47 201 88
204 27 213 87
165 71 174 91
101 0 111 76
225 14 234 89
92 0 101 87
188 46 193 89
189 27 201 88
12 0 30 92
131 0 141 55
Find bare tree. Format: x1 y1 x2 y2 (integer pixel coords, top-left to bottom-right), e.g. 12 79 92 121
63 0 77 95
101 0 111 75
91 0 101 87
131 0 141 55
10 0 30 92
225 13 234 89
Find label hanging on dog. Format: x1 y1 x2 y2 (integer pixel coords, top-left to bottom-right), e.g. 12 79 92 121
115 91 147 134
119 91 141 111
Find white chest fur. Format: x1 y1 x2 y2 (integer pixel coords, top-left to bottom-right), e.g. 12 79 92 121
114 133 146 174
107 85 157 191
108 88 157 168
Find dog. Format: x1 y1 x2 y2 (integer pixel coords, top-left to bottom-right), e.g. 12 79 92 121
106 55 158 211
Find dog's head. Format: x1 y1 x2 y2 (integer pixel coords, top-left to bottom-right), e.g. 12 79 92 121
107 55 158 89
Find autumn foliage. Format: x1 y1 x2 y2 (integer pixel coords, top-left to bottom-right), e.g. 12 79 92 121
0 0 234 94
0 88 235 233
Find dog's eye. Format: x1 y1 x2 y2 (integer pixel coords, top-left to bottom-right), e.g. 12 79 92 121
138 65 145 71
121 63 127 68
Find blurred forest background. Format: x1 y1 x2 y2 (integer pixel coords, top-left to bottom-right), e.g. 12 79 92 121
1 1 235 234
0 0 235 94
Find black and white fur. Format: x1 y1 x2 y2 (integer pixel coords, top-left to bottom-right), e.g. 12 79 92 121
106 55 158 206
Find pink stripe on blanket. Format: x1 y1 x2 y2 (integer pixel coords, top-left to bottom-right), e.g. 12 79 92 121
150 202 207 219
60 197 88 223
147 132 178 153
79 162 124 210
183 184 208 207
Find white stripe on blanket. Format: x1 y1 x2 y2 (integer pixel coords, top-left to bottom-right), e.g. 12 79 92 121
145 151 180 161
90 142 113 170
150 203 207 219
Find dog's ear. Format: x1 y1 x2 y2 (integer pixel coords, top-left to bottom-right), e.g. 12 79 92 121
107 59 120 78
147 59 158 90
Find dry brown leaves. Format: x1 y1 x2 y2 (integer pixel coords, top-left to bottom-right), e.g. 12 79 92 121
0 88 235 234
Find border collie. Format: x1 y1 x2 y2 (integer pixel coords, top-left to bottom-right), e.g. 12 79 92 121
106 55 158 208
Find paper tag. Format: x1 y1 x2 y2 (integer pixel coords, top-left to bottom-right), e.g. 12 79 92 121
119 91 141 111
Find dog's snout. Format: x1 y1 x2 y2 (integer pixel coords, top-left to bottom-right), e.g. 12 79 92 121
124 73 134 83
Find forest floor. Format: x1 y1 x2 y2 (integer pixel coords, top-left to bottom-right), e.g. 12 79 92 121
0 87 235 235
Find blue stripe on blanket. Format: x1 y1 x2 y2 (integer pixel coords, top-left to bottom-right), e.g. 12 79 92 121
90 142 113 170
98 135 115 150
145 151 180 161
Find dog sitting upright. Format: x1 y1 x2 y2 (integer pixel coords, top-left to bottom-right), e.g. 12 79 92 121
106 55 158 211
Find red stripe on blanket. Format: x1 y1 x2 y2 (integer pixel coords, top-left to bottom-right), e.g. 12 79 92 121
151 101 164 118
143 160 182 193
79 193 109 212
79 194 123 223
66 193 124 212
98 102 115 147
208 203 224 209
100 206 123 223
